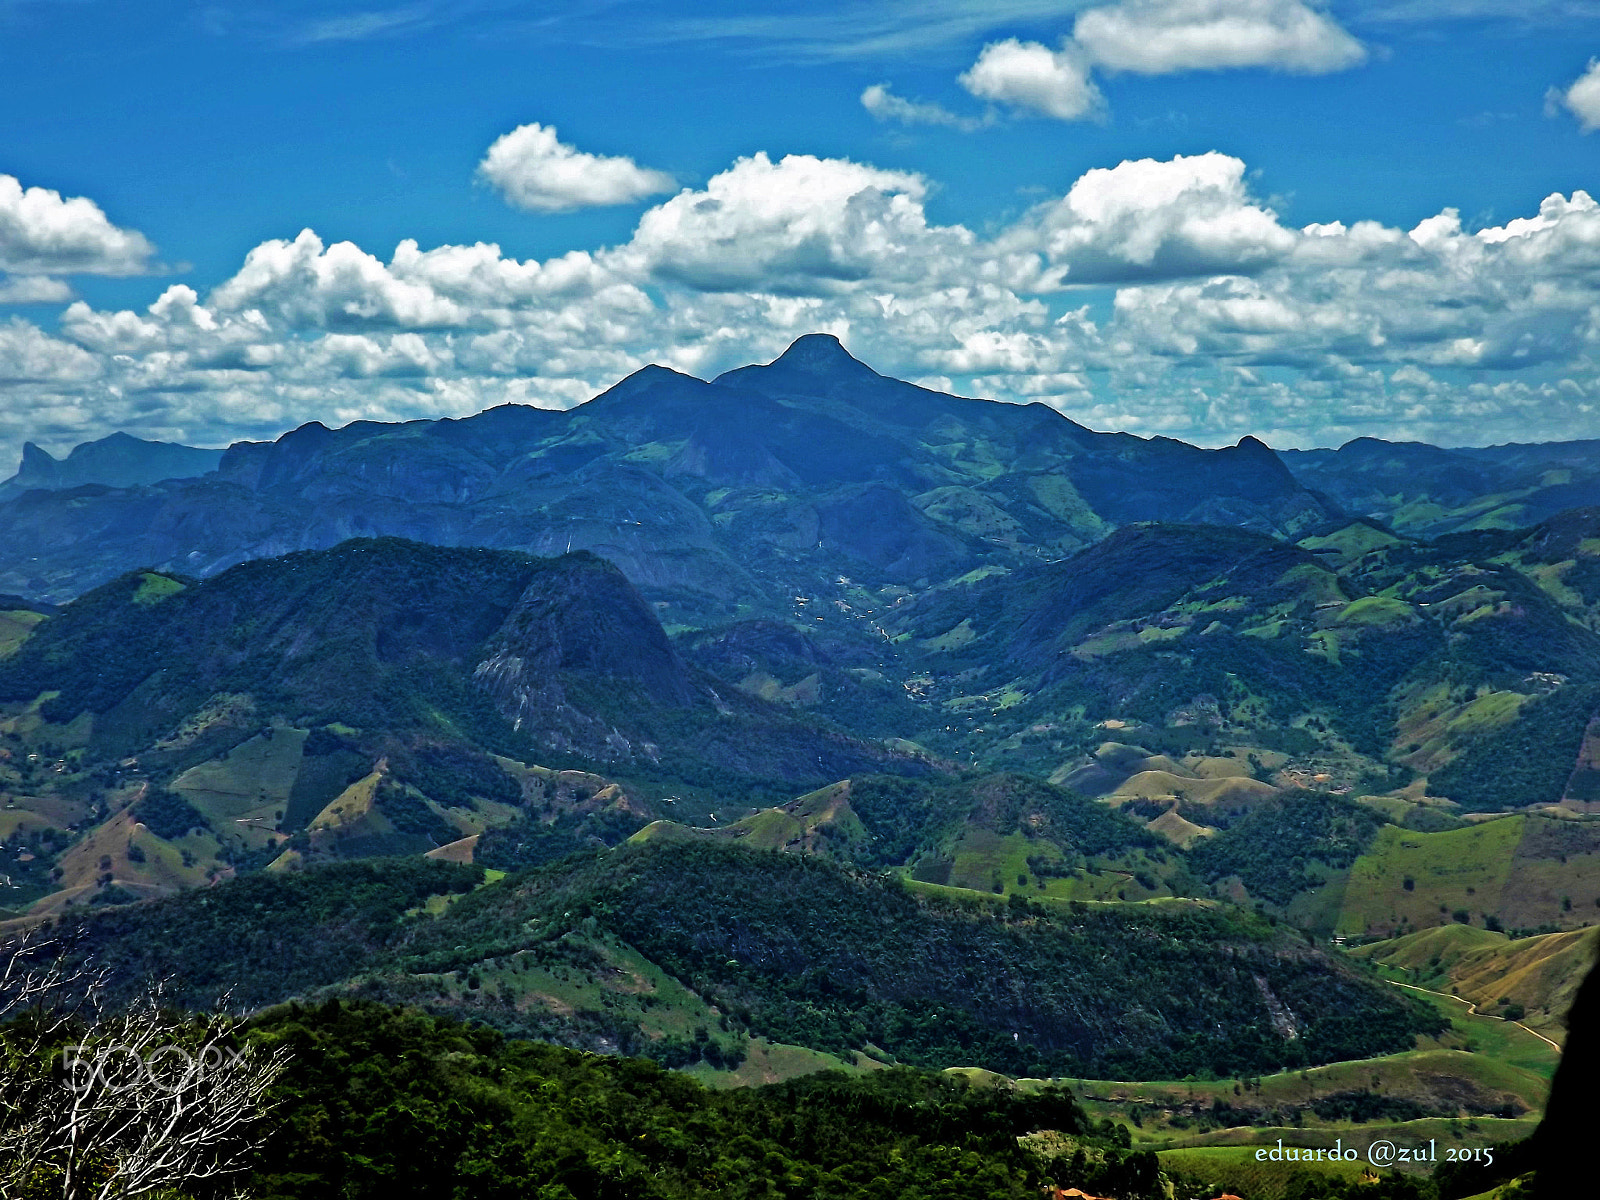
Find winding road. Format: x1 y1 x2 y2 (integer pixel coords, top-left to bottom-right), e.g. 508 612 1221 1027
1386 979 1562 1052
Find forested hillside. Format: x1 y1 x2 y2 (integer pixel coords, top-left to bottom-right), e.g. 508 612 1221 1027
35 842 1443 1081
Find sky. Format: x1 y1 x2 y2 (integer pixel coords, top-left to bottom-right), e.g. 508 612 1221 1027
2 1 1600 466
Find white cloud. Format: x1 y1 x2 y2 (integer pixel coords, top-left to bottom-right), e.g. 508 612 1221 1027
1548 59 1600 132
860 84 985 130
1074 0 1366 75
1108 189 1600 375
0 174 156 276
1005 152 1297 283
0 276 73 304
209 230 475 329
958 39 1102 121
944 0 1365 126
1075 0 1363 75
477 123 675 214
18 149 1600 463
0 318 100 383
616 152 981 294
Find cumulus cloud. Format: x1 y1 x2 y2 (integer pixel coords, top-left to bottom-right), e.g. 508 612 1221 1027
615 152 981 294
1073 0 1366 75
0 318 100 383
945 1 1364 125
1111 189 1600 377
210 230 476 329
204 228 649 334
860 84 986 130
0 174 156 276
1548 59 1600 132
478 123 675 213
0 276 73 304
958 39 1102 121
1005 152 1296 283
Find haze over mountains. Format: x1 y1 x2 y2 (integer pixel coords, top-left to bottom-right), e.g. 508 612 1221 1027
0 433 223 498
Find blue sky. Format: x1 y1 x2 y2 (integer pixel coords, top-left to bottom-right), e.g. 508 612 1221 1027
2 0 1599 464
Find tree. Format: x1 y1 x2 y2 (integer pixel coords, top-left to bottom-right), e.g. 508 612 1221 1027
1 932 288 1199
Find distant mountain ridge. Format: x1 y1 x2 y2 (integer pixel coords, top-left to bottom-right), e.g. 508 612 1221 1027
0 335 1336 608
14 338 1600 608
1278 436 1600 537
1 431 223 495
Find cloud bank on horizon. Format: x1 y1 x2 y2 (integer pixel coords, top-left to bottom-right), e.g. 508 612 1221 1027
3 0 1600 465
8 141 1600 462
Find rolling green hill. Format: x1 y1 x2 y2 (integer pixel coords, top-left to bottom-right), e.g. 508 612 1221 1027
0 538 926 915
1330 817 1600 940
1351 924 1599 1044
847 514 1600 832
35 839 1444 1083
628 771 1182 905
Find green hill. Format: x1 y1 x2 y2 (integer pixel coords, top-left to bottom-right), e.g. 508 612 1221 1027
1332 816 1600 940
1351 924 1599 1043
0 539 926 915
625 772 1178 903
37 839 1444 1083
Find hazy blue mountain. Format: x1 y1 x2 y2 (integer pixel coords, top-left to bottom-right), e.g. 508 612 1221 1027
0 335 1337 608
2 431 223 495
1279 435 1600 537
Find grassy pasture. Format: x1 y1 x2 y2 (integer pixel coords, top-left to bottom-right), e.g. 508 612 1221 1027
0 609 44 657
170 727 308 826
1353 924 1596 1046
1066 1045 1546 1146
684 1039 868 1088
1159 1116 1538 1195
1160 1144 1368 1199
1334 596 1418 627
1336 819 1524 938
1336 814 1600 937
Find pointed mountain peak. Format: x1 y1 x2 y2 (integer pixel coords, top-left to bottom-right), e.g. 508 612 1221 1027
12 442 62 488
1234 435 1274 454
585 362 707 408
20 441 57 469
712 333 886 396
769 333 879 378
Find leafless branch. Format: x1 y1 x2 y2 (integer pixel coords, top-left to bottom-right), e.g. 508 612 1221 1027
1 937 287 1199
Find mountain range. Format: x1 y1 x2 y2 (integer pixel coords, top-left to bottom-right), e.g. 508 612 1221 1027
3 333 1598 1185
0 334 1337 610
7 339 1600 930
12 336 1600 613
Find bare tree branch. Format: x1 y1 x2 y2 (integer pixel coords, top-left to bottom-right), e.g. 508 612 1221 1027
1 937 287 1199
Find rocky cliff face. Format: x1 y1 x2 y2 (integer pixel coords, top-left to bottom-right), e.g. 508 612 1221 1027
474 552 697 761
